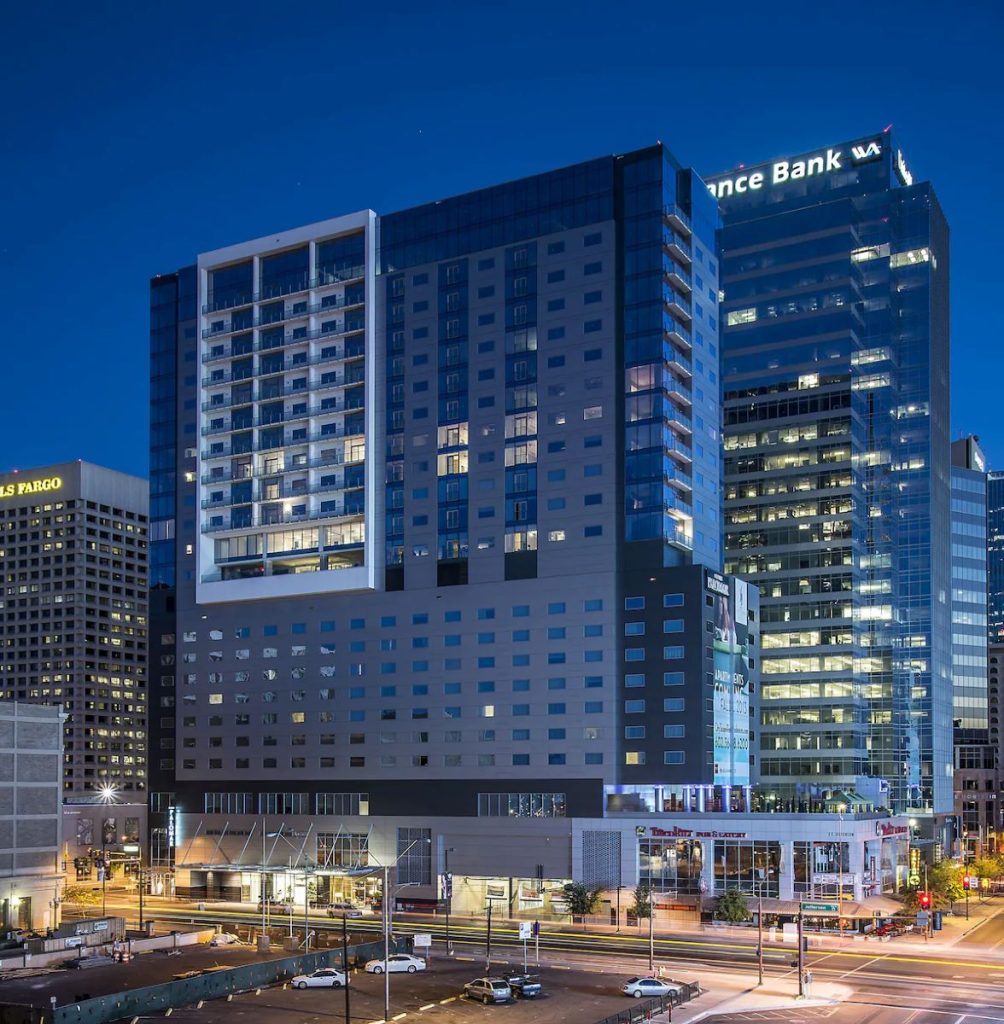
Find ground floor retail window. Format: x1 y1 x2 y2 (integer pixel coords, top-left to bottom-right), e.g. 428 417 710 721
713 840 780 897
638 838 702 894
793 840 851 896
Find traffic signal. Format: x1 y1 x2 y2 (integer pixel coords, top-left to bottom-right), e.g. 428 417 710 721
963 875 972 891
918 891 932 909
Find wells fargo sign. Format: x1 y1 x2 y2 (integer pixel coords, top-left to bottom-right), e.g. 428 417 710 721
0 476 63 499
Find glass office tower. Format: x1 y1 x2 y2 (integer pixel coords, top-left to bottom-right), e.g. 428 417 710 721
988 472 1004 644
710 132 953 815
950 437 988 735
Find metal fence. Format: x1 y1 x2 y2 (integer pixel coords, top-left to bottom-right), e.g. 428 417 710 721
47 938 391 1024
592 981 701 1024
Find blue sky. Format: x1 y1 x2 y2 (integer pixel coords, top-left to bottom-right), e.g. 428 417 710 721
1 0 1000 476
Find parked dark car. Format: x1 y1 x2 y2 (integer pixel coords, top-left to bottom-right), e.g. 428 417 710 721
504 973 542 998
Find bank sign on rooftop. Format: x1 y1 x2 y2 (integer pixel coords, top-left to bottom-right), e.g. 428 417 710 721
704 133 911 200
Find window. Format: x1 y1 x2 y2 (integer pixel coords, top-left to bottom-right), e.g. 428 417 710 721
664 698 686 712
477 793 566 817
627 597 647 611
625 673 645 688
624 699 646 713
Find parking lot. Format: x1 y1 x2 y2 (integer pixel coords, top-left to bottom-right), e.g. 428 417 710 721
151 951 699 1024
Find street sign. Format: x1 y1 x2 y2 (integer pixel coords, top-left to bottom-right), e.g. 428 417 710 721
519 922 532 940
413 933 432 947
800 902 839 915
916 911 930 927
908 873 921 886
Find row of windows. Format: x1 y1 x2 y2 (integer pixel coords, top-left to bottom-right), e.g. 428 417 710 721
175 650 606 670
170 598 605 642
178 698 609 715
181 752 599 770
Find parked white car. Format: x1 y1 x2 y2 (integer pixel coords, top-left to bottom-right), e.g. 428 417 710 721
209 932 242 946
622 976 683 998
326 901 365 918
290 968 348 989
364 953 426 974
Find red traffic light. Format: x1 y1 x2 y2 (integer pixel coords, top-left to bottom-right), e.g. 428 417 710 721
918 891 932 909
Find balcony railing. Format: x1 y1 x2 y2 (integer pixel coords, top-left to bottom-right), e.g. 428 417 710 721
663 204 692 236
201 294 364 338
201 425 362 460
201 399 364 436
201 476 361 509
201 452 361 485
665 233 692 263
202 322 365 363
201 375 364 411
202 265 366 314
202 504 364 533
201 348 361 386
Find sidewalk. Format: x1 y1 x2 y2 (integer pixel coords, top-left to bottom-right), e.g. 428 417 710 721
668 967 850 1023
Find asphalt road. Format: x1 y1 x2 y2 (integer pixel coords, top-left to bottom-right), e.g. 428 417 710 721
706 1003 1004 1024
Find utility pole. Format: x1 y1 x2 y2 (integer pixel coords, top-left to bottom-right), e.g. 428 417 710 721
444 847 454 955
485 901 493 970
341 913 350 1024
383 863 390 1024
757 883 763 987
797 907 805 998
648 889 655 973
138 857 145 932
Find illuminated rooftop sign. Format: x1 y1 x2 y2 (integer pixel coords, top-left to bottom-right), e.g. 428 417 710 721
707 138 885 200
0 476 63 499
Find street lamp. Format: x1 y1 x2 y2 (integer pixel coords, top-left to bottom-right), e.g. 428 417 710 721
372 837 431 1023
443 847 456 955
98 785 119 918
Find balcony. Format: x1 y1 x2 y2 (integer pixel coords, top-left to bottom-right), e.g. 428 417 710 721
665 317 692 349
664 204 692 237
201 504 364 533
666 291 692 321
201 424 361 461
665 233 692 265
201 399 362 436
201 347 360 387
665 350 692 379
666 407 692 435
664 259 692 294
200 451 360 485
202 265 366 314
202 322 365 364
666 436 693 465
201 476 360 509
667 522 694 550
201 294 364 339
664 461 692 493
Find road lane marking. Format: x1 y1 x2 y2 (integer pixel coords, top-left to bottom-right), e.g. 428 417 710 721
439 997 456 1004
837 955 886 978
419 1004 436 1011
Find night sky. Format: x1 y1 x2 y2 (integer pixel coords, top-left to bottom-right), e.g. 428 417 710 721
1 0 1000 477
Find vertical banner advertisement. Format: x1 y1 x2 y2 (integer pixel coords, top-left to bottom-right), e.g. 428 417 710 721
709 572 751 787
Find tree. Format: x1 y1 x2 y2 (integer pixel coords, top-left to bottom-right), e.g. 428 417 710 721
632 883 653 920
904 862 963 911
63 885 100 906
561 882 601 918
716 889 752 923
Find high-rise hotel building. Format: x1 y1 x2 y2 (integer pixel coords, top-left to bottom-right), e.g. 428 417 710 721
148 147 777 910
0 462 148 795
710 132 953 819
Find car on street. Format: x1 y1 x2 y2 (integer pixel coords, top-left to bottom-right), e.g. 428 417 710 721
364 953 427 974
464 978 514 1004
209 932 242 946
622 976 683 999
326 901 365 918
503 972 542 998
290 968 348 989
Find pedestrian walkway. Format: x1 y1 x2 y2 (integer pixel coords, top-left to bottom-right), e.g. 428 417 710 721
664 967 850 1023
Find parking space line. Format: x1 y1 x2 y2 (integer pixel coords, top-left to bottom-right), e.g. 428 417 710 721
440 996 457 1004
419 1003 436 1011
393 1014 408 1021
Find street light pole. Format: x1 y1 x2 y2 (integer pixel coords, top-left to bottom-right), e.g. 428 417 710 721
757 884 763 987
341 913 350 1024
383 863 390 1024
444 847 455 955
648 889 655 973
